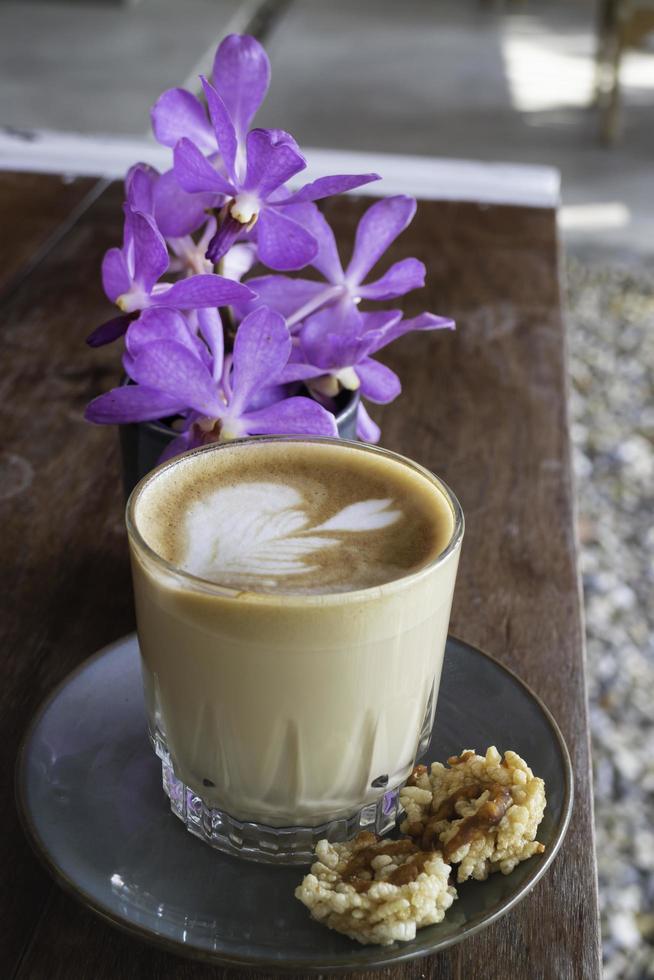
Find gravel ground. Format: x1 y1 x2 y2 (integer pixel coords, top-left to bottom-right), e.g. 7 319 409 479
566 257 654 979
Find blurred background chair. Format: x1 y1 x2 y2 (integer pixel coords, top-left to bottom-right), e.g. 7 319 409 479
596 0 654 142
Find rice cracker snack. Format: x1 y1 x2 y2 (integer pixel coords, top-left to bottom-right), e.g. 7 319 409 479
295 832 457 945
400 746 546 883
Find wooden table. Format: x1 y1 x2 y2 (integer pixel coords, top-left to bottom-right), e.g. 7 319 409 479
1 171 601 979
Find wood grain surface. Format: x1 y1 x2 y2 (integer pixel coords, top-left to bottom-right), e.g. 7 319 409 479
0 171 100 302
1 174 601 979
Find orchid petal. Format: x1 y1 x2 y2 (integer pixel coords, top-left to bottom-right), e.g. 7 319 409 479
212 34 271 138
244 129 306 197
283 203 344 282
158 429 198 463
230 306 291 413
278 172 380 205
356 358 401 404
101 247 131 303
300 304 369 369
153 168 217 237
201 76 238 182
174 138 235 196
359 309 403 328
151 274 254 310
401 311 456 331
125 308 199 359
131 211 169 292
130 341 222 416
366 310 455 354
245 383 290 411
86 313 133 348
205 215 243 264
126 163 158 214
346 195 417 285
241 275 327 318
84 384 188 424
356 402 381 443
197 307 224 381
357 257 426 300
240 396 338 437
278 361 326 384
358 309 403 335
256 207 317 271
220 242 257 282
151 88 215 153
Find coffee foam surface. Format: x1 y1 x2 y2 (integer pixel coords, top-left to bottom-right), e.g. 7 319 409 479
134 442 454 595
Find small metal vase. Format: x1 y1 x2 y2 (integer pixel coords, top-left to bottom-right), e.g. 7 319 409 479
119 389 360 497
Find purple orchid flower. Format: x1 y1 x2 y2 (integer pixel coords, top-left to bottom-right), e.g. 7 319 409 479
281 306 454 444
150 34 272 237
153 168 218 240
102 205 254 315
87 202 254 348
286 307 453 400
85 34 456 455
117 161 212 242
239 195 454 442
157 35 379 270
244 196 430 330
85 306 338 454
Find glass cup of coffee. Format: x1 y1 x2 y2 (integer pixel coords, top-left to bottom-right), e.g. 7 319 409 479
126 436 464 864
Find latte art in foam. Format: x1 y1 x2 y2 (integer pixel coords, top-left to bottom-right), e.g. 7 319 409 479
135 440 455 595
182 482 402 588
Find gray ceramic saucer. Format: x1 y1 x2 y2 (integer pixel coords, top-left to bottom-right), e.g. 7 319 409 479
16 634 572 973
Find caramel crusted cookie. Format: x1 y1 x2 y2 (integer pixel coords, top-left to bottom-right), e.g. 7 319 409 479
294 832 457 945
400 746 546 883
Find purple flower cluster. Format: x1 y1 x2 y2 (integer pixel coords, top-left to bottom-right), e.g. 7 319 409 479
85 34 454 452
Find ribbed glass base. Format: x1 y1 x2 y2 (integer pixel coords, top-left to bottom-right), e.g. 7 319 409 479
151 730 402 865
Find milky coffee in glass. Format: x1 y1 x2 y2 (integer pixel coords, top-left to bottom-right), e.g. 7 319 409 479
127 437 463 863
